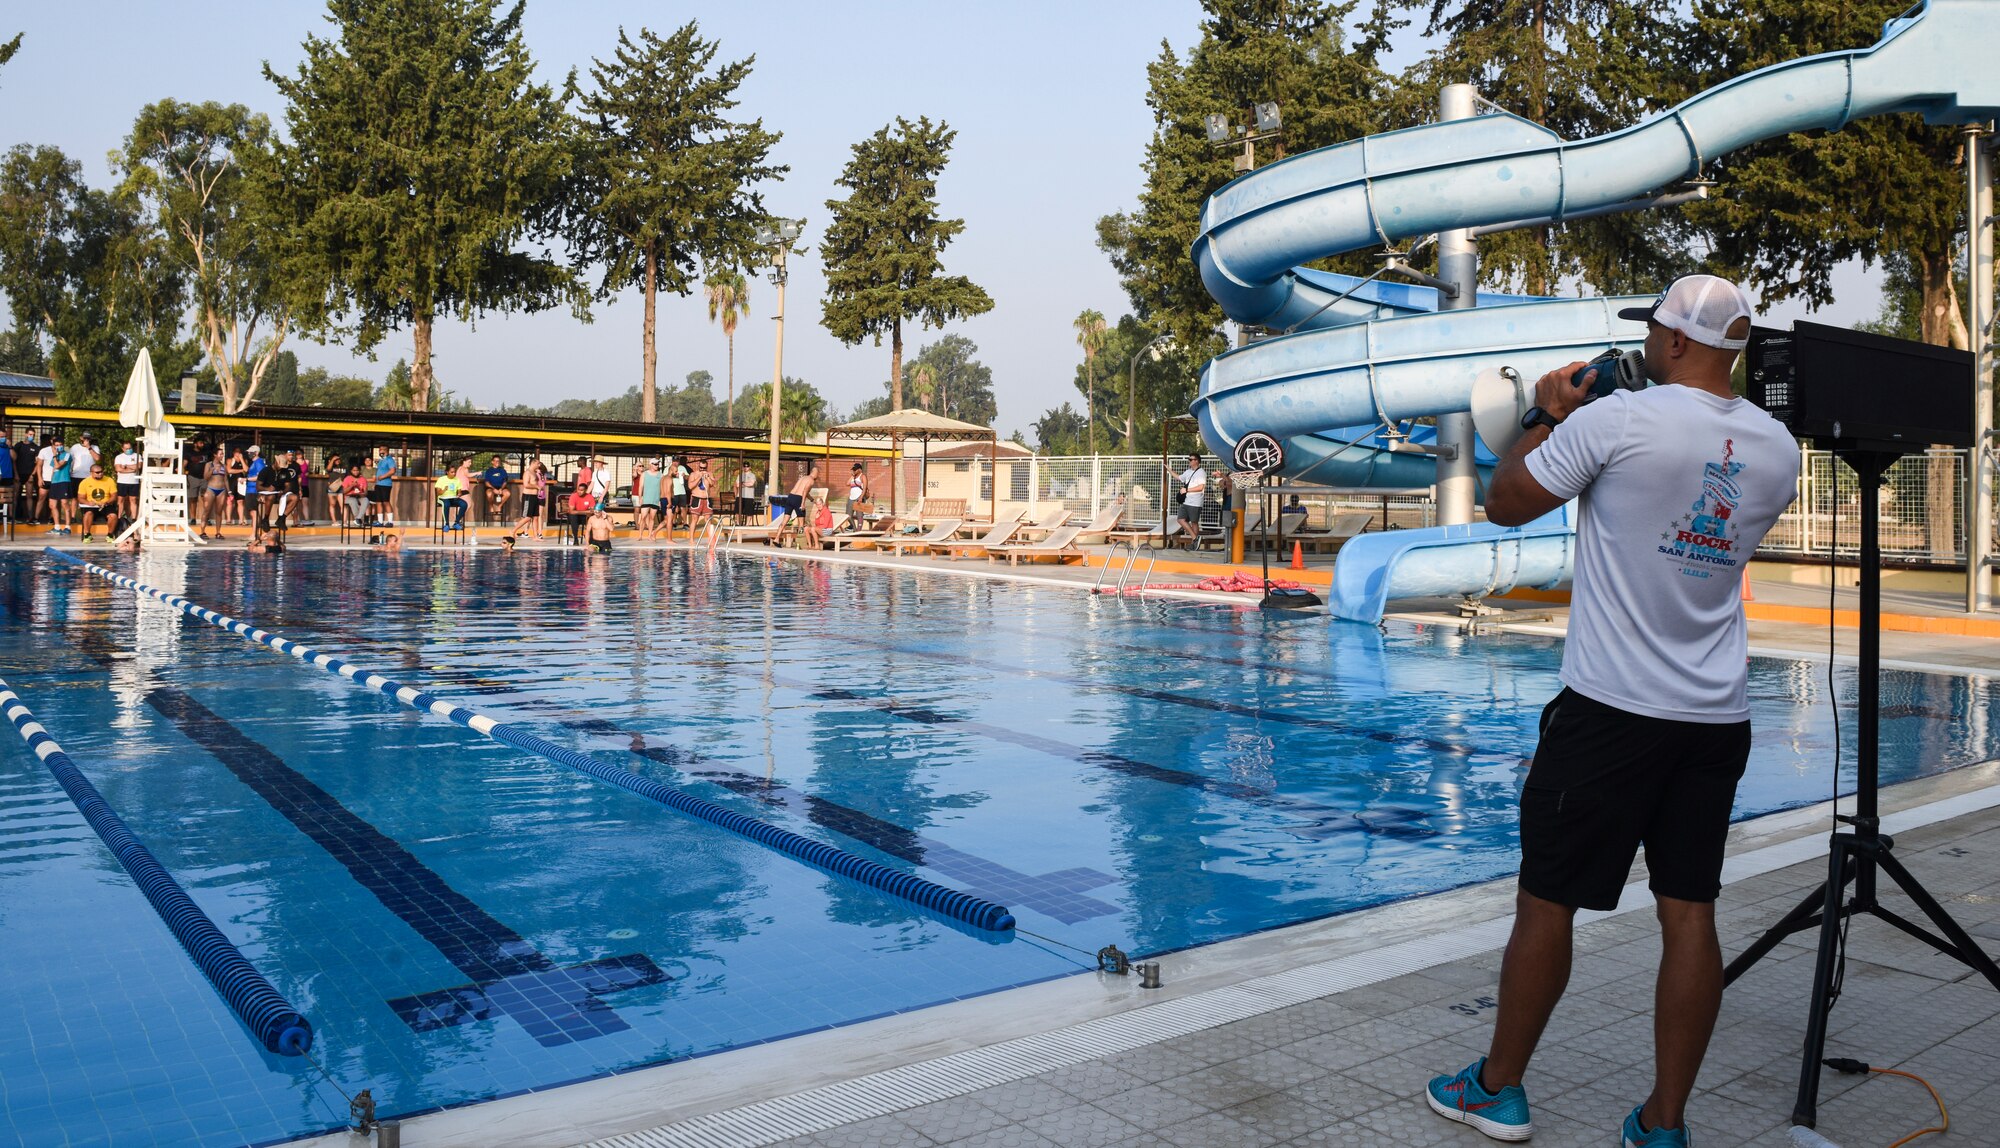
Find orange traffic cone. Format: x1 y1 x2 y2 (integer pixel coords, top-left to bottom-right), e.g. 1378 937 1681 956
1740 574 1754 602
1290 540 1305 571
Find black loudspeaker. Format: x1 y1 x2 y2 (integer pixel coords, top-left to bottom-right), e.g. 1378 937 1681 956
1745 320 1973 449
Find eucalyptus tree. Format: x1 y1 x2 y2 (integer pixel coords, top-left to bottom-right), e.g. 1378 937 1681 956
573 23 784 422
119 100 291 411
820 116 993 413
259 0 582 413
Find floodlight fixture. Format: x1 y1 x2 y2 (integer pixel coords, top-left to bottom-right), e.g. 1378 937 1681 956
1203 114 1233 143
1254 102 1282 133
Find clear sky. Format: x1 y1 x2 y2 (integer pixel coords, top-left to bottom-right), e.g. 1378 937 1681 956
2 1 1881 436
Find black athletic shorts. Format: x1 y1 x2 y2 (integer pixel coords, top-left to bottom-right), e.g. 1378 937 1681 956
524 494 543 516
49 480 75 501
369 484 391 504
1518 687 1750 912
671 492 691 509
738 497 758 517
641 502 661 513
770 493 803 512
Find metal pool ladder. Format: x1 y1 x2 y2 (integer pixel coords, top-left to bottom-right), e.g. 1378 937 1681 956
1093 539 1164 596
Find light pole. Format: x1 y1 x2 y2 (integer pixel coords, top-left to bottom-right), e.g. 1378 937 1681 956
1127 334 1173 456
754 218 804 502
1206 102 1282 349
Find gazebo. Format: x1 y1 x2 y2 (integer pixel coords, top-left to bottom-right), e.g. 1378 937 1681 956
825 409 1000 522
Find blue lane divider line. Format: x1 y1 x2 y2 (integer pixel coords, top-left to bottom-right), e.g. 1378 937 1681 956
46 549 1017 934
0 674 313 1057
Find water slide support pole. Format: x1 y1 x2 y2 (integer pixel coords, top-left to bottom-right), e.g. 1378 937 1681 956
1968 122 1994 613
1435 83 1480 529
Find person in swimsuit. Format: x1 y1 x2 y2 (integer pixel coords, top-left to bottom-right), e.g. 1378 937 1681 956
636 460 664 540
668 455 690 537
226 447 248 525
199 449 229 538
516 457 547 540
689 458 714 531
768 463 816 519
586 505 614 554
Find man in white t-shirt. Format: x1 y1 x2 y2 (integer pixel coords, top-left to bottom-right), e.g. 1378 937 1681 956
113 439 142 522
1174 454 1206 548
1424 275 1800 1148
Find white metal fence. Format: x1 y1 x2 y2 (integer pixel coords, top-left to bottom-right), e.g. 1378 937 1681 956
963 448 1992 565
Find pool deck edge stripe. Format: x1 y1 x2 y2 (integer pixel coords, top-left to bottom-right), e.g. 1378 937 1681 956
517 765 2000 1148
42 547 1018 935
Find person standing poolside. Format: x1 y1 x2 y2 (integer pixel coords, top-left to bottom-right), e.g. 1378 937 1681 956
75 466 119 542
737 461 759 520
660 454 683 538
846 463 869 523
46 437 75 535
1174 454 1206 549
0 433 14 522
261 450 301 540
225 446 247 525
113 439 141 524
243 445 268 538
636 460 664 540
689 459 714 531
1422 276 1800 1148
517 457 547 540
34 434 61 528
371 446 398 526
198 449 229 538
481 456 511 521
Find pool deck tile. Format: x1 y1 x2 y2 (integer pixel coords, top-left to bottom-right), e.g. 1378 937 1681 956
741 801 2000 1148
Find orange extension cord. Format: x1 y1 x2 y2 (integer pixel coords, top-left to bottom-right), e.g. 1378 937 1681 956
1874 1067 1949 1148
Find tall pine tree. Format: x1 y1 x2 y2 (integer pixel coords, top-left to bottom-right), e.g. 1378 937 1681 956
259 0 580 412
572 23 785 423
819 116 993 416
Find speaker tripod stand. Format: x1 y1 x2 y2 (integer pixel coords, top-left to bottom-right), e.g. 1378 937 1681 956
1722 446 2000 1129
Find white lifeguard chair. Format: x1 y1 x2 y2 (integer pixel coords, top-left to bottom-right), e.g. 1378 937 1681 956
111 349 201 547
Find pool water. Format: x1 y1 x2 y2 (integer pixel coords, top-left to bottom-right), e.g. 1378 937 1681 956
0 548 1994 1147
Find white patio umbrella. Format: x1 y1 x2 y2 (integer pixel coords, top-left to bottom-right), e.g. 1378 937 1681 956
117 347 173 443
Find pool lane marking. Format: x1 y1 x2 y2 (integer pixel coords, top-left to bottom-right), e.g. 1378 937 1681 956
8 597 672 1050
288 557 1435 845
45 550 1018 934
802 684 1435 842
268 563 1121 924
141 688 669 1047
0 677 316 1058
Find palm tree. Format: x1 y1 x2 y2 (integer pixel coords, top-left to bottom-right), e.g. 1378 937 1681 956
704 270 751 425
1073 309 1107 455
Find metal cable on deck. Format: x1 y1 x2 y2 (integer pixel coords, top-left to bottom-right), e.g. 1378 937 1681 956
47 549 1017 934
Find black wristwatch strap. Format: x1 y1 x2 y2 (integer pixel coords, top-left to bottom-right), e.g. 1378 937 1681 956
1520 406 1562 432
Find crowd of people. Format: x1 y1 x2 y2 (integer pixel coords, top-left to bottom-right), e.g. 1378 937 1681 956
4 432 143 542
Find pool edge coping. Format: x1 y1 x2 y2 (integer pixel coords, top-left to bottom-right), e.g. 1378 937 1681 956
280 760 2000 1148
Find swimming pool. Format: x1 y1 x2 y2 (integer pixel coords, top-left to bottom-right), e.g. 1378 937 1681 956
1 547 1993 1147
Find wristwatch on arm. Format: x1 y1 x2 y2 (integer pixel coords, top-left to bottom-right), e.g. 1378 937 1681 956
1520 406 1562 433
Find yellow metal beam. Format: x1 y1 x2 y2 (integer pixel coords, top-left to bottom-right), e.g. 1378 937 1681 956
2 405 896 460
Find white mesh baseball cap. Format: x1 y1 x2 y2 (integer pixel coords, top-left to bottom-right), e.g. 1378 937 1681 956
1618 274 1754 351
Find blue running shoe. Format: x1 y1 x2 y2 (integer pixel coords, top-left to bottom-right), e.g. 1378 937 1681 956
1424 1057 1533 1141
1622 1105 1690 1147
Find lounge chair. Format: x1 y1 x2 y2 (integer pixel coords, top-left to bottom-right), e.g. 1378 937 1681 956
880 519 964 556
1106 519 1183 548
1013 507 1073 541
820 516 890 551
1069 501 1129 545
933 517 1024 560
723 516 795 545
1290 511 1374 555
988 524 1085 566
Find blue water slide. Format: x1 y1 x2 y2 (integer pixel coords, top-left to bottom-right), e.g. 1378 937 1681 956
1328 504 1577 624
1189 0 2000 620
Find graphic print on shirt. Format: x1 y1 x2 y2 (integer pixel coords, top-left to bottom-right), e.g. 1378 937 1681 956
1657 438 1744 579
